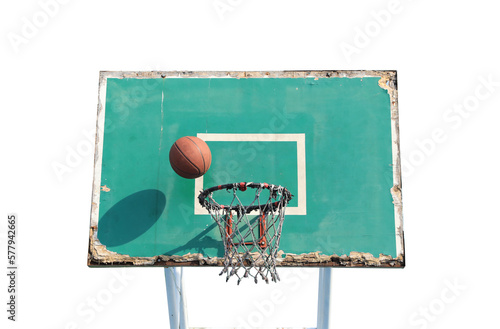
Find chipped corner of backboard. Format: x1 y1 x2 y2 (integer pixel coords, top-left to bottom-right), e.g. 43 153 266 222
377 71 398 100
87 225 158 267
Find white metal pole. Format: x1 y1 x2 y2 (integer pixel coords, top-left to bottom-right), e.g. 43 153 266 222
164 267 188 329
317 268 332 329
178 268 188 329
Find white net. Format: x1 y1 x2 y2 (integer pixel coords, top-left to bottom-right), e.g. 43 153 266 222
198 182 292 284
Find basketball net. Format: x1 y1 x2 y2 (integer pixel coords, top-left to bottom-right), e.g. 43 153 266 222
198 182 292 284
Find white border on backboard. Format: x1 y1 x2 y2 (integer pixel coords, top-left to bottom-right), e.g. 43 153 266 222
90 73 108 228
194 133 307 216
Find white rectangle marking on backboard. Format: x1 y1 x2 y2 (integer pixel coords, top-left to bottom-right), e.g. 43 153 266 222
194 133 306 216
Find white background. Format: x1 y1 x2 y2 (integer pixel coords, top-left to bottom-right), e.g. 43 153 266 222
1 0 500 328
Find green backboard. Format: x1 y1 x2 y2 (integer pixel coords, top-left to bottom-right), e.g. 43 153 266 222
88 71 404 268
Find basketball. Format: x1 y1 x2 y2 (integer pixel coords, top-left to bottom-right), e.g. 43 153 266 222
169 136 212 179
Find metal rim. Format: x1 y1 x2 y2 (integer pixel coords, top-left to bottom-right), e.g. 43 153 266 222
198 182 293 213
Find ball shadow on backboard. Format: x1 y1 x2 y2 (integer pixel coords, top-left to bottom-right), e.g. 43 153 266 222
97 189 166 247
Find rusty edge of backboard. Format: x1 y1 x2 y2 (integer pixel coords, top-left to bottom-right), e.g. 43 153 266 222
87 70 404 268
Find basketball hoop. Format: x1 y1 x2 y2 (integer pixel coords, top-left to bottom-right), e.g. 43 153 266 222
198 182 293 284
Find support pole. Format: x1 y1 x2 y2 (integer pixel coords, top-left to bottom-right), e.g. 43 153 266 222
164 267 188 329
317 268 332 329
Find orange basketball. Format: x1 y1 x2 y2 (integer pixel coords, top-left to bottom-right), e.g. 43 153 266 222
169 136 212 179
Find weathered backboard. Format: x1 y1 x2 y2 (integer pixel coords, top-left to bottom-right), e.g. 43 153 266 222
88 71 404 268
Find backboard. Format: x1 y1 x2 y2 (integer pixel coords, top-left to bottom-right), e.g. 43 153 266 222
88 71 404 268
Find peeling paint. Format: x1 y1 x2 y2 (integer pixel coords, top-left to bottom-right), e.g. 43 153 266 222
376 72 405 262
279 251 403 267
98 70 400 81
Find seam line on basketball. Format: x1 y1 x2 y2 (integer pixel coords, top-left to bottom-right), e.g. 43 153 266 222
171 163 199 178
185 136 206 172
174 143 201 175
